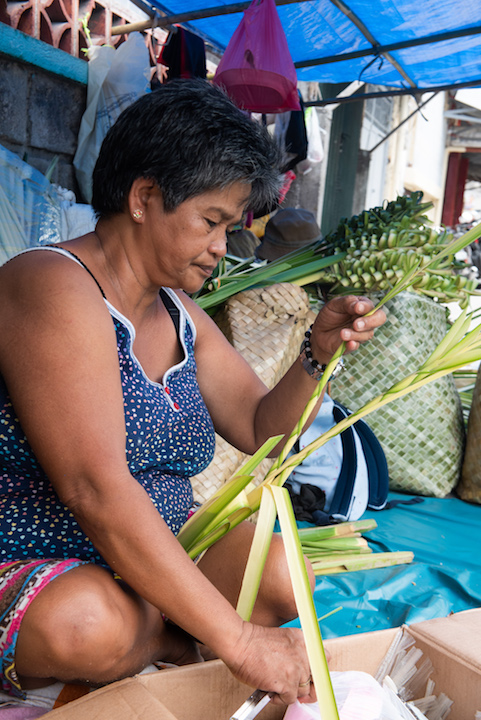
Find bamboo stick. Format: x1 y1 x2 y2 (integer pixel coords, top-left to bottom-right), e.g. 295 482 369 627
110 0 314 36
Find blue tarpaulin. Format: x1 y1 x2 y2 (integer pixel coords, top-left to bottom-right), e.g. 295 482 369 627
284 491 481 638
148 0 481 91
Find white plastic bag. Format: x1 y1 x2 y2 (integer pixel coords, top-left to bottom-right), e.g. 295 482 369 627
305 106 324 164
0 144 62 264
73 32 150 203
284 671 412 720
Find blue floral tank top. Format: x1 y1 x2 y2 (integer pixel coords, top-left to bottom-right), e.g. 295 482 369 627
0 247 216 566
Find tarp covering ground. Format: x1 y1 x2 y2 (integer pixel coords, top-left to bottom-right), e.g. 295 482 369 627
149 0 481 90
285 491 481 638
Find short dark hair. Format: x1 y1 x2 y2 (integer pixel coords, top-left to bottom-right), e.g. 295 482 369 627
91 79 281 218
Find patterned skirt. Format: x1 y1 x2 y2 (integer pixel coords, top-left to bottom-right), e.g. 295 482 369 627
0 559 86 698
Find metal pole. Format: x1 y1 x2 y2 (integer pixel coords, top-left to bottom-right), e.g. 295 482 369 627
304 79 481 107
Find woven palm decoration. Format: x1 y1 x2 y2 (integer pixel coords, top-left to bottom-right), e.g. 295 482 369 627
333 292 465 497
190 283 314 505
458 364 481 503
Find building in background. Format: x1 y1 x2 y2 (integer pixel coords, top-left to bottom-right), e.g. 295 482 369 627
0 7 480 234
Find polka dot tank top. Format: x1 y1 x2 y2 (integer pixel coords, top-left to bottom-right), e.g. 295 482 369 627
0 247 216 566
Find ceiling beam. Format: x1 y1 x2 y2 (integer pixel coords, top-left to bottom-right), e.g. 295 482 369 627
305 78 481 106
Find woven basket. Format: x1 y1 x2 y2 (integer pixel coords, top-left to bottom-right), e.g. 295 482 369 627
190 283 314 505
332 292 465 498
458 365 481 503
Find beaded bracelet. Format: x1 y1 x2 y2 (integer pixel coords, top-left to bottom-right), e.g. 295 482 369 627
299 325 345 382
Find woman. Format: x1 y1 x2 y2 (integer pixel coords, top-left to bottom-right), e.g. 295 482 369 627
0 79 385 706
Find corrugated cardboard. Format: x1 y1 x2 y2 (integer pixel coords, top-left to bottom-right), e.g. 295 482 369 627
42 609 481 720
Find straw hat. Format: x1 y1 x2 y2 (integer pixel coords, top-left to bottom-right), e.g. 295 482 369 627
255 208 322 262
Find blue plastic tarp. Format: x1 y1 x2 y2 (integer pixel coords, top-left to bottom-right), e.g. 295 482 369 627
284 491 481 638
150 0 481 90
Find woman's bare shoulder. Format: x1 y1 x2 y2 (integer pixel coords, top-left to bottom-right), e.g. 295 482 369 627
1 249 105 311
0 249 112 357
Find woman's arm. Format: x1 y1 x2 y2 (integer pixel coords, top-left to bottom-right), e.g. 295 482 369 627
0 253 312 702
189 294 386 455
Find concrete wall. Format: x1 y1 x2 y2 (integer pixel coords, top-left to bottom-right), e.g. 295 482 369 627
0 51 87 197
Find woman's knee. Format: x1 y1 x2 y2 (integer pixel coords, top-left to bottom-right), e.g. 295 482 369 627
52 580 127 672
16 565 153 683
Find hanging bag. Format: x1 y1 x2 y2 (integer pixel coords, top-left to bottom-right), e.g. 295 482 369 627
73 32 150 203
212 0 300 113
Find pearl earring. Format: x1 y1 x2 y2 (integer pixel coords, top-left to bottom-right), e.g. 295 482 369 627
132 209 144 221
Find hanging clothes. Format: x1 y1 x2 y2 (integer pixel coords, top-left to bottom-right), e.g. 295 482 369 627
274 91 308 173
158 26 207 81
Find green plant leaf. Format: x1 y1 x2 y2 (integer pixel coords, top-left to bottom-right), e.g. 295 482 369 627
271 485 339 720
177 474 255 554
236 487 277 621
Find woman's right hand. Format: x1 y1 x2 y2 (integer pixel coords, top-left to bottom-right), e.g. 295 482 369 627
222 622 317 706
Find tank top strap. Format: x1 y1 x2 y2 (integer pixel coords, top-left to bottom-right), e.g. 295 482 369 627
44 246 181 340
45 245 106 299
159 288 181 338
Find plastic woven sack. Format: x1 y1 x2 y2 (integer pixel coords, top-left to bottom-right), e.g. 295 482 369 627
212 0 300 113
458 364 481 503
332 292 465 498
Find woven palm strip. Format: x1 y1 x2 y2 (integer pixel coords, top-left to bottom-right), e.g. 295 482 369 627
332 292 465 498
190 283 314 505
458 365 481 503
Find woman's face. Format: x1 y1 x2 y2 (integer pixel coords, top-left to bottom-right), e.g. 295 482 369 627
146 182 251 293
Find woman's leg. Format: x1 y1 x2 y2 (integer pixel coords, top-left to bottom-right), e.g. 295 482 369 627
196 521 315 627
14 524 314 689
14 563 200 689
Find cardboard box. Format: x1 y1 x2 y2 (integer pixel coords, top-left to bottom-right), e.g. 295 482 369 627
43 609 481 720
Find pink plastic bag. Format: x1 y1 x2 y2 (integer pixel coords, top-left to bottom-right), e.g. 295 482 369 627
213 0 300 114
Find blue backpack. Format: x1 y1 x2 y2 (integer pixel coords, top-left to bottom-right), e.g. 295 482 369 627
287 394 390 525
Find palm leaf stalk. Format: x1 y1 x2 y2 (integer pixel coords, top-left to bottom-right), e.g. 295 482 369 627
298 518 377 540
179 305 481 559
173 223 481 719
235 487 277 622
297 520 414 575
269 306 481 486
271 485 339 720
177 435 282 557
229 486 339 719
179 224 481 558
311 551 414 575
193 241 345 313
454 369 478 424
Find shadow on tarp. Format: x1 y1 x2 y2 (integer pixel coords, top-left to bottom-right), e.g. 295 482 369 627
284 491 481 638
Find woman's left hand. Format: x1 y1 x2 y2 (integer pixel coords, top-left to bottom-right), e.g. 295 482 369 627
310 296 387 366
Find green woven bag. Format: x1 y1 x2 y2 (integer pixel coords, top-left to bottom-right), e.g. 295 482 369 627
332 292 465 497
